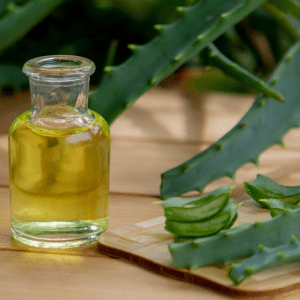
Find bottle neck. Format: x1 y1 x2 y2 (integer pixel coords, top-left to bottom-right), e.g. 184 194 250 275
29 78 90 115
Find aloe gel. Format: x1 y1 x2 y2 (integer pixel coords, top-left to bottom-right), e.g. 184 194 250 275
9 55 110 248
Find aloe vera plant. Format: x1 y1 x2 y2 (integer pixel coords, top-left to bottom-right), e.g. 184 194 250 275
245 174 300 207
85 0 300 199
229 235 300 285
3 0 300 286
89 0 270 124
262 198 299 217
1 0 300 200
0 0 65 54
161 41 300 197
201 43 285 102
169 205 300 270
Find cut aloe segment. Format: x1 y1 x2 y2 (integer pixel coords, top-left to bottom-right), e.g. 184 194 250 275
161 186 231 222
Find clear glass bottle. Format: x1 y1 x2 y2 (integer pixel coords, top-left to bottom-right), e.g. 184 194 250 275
9 55 110 248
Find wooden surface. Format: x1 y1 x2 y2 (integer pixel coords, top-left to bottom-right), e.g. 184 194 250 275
2 87 300 299
97 196 300 300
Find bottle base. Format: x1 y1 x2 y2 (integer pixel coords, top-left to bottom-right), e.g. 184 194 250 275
11 219 108 249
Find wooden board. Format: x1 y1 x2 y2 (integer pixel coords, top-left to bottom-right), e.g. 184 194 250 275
97 194 300 299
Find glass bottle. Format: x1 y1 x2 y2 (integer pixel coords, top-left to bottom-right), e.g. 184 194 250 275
9 55 110 248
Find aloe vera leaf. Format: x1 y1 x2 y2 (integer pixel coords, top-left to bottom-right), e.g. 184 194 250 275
160 42 300 198
270 0 300 20
0 64 27 90
229 235 300 285
244 174 300 207
202 43 285 102
262 2 300 42
0 0 65 54
161 185 231 222
0 1 13 17
165 200 239 237
168 206 300 269
261 199 299 217
89 0 266 125
219 27 258 73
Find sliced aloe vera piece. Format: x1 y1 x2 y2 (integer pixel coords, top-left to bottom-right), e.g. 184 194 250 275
261 199 299 217
173 207 239 243
165 200 239 237
244 174 300 208
161 186 231 222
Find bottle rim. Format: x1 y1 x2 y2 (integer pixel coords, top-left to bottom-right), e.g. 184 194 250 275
22 55 96 82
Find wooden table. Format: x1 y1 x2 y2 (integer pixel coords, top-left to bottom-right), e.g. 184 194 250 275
1 87 300 299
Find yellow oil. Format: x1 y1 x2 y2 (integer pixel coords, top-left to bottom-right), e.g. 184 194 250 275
9 106 110 248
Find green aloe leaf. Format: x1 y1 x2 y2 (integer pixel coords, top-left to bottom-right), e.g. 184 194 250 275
245 174 300 208
160 42 300 198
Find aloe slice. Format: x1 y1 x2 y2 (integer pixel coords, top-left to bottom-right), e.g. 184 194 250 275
244 174 300 208
165 200 239 237
161 186 231 222
261 198 299 217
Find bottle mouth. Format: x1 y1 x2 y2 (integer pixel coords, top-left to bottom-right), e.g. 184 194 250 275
23 55 96 82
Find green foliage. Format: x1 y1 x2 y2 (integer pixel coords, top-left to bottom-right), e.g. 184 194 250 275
0 0 186 88
169 204 300 270
0 0 65 54
89 0 267 124
160 42 300 198
0 64 27 92
2 0 300 204
261 199 299 217
229 235 300 285
201 43 285 102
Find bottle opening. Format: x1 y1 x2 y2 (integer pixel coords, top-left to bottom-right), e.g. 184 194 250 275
23 55 95 82
37 57 83 68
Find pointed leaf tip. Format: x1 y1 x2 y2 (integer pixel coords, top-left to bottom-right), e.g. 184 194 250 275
103 66 113 73
254 221 261 227
291 235 298 243
176 6 185 14
6 2 18 14
259 100 265 107
153 24 163 32
152 201 163 205
197 34 205 41
271 76 279 85
127 44 137 52
287 54 294 62
173 55 182 62
221 13 228 19
245 266 253 276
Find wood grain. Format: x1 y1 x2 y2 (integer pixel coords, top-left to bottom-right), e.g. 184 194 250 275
2 88 300 299
98 196 300 299
0 250 235 300
0 188 163 256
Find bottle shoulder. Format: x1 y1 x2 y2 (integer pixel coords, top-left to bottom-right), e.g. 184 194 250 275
87 109 110 137
9 111 31 136
9 108 110 138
